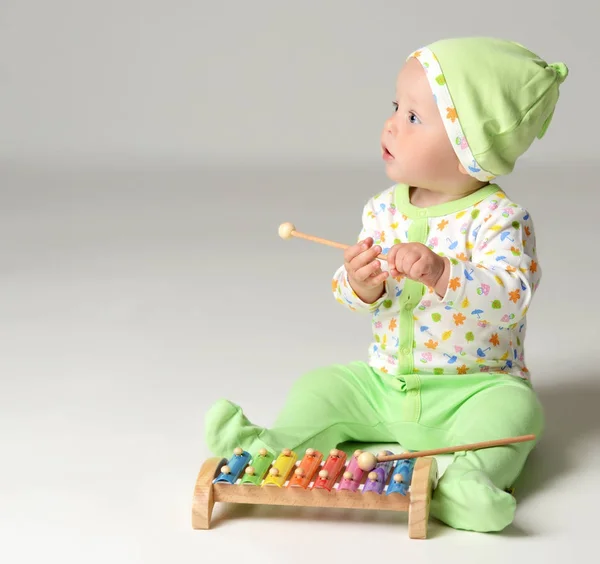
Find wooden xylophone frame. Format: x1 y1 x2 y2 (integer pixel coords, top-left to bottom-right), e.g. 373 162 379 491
192 455 439 539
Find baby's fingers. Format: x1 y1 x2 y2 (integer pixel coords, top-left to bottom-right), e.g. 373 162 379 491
354 258 385 283
386 245 401 277
368 268 389 286
348 242 381 271
344 237 373 264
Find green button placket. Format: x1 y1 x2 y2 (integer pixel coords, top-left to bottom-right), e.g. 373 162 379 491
392 182 500 375
396 211 429 374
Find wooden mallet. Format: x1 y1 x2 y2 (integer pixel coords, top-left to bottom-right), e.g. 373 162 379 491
356 434 537 471
278 222 388 261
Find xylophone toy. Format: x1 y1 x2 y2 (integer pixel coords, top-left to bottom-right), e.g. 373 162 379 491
192 434 535 539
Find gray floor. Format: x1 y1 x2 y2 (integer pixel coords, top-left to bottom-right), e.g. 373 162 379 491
2 160 598 562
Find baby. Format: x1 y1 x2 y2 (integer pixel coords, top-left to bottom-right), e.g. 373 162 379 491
204 37 568 532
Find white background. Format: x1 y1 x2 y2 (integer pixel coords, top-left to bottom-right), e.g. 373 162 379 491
1 2 598 563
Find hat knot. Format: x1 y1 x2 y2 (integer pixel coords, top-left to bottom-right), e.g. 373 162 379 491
548 62 569 84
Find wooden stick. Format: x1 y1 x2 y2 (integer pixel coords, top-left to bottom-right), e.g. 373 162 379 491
278 222 388 261
377 434 536 463
357 433 536 470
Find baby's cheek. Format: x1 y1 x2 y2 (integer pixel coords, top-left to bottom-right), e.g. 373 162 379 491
402 142 429 171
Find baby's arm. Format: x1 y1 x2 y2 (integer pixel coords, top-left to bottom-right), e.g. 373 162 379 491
332 199 389 313
436 205 541 326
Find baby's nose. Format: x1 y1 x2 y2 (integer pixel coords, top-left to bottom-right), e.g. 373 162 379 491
385 117 396 134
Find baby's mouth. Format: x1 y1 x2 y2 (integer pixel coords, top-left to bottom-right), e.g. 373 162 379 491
382 145 394 161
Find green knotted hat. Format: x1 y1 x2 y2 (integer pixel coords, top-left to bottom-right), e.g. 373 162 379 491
409 37 568 180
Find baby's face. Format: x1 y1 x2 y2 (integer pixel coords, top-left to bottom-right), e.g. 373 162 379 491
381 57 474 194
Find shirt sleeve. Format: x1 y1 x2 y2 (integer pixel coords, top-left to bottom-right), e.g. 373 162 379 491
332 198 390 313
437 205 542 326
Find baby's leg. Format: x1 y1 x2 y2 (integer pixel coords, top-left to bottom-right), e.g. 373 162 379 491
204 362 393 457
429 381 544 532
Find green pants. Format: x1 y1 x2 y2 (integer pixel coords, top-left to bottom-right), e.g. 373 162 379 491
204 361 543 532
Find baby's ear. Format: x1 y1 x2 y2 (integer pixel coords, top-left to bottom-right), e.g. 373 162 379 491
458 162 469 175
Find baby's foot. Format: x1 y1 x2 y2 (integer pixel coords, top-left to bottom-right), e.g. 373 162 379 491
204 399 266 457
430 468 516 532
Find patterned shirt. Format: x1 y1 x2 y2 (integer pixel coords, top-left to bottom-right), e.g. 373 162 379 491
332 183 542 380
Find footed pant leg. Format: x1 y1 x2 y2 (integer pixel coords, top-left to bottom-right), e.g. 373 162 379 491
429 381 544 532
204 361 394 457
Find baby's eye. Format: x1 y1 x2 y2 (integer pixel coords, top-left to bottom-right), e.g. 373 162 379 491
408 111 422 124
392 101 398 112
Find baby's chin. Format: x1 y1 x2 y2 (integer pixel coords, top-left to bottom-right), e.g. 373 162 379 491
384 165 431 189
383 161 408 183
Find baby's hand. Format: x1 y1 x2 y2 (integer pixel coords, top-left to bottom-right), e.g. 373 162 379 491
344 237 388 303
387 243 447 289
